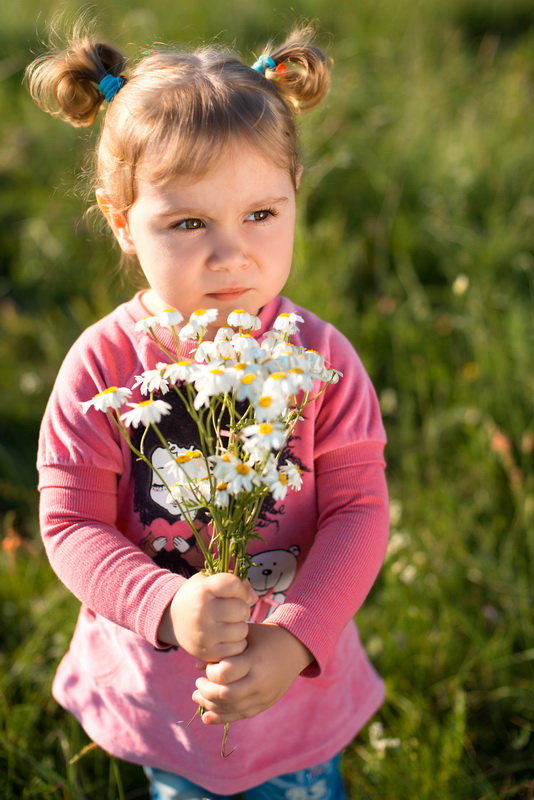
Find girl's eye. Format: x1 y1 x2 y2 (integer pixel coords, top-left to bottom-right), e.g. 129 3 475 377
173 218 204 230
245 208 278 223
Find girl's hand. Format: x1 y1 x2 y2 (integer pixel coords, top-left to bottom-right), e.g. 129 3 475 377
191 622 314 723
157 572 255 662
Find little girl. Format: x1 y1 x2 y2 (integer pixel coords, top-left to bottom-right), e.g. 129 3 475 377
27 23 389 800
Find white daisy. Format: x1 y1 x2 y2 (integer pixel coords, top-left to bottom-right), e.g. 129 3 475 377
166 448 211 507
227 309 261 331
241 422 287 460
192 365 236 408
253 388 288 422
209 451 240 482
231 333 265 361
279 461 303 490
273 312 304 335
263 370 300 397
214 481 231 508
264 469 290 501
214 326 235 341
261 329 286 354
120 399 172 428
224 460 262 494
81 386 132 413
134 316 160 333
162 359 200 385
181 308 218 338
132 368 170 396
157 307 184 328
235 371 261 402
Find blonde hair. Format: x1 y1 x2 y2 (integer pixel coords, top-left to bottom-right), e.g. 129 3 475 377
26 24 331 214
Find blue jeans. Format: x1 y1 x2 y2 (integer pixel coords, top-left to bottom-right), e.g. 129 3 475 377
144 753 347 799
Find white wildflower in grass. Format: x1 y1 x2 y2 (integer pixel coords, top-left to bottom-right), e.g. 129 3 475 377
193 365 236 409
134 315 160 333
452 274 470 296
227 309 261 331
120 399 172 428
81 386 132 413
158 307 184 328
273 312 304 335
368 722 400 757
242 422 287 461
132 368 170 396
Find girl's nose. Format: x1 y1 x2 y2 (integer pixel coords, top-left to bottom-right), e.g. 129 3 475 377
206 232 249 272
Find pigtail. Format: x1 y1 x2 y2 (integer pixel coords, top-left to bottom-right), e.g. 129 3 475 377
266 27 331 112
26 26 127 127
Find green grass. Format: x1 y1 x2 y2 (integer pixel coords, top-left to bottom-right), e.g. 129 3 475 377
1 0 533 797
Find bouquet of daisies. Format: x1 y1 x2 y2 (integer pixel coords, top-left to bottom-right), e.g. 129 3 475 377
83 307 341 581
82 306 341 754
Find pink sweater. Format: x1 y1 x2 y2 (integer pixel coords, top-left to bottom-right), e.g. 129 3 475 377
38 292 389 795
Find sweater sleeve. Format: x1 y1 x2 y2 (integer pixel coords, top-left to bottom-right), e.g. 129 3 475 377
37 314 185 646
265 442 388 676
38 464 184 647
265 316 389 675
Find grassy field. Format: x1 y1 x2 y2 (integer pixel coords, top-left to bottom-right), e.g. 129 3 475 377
1 0 533 797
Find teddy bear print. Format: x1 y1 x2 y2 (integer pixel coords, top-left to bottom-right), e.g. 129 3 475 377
248 546 300 620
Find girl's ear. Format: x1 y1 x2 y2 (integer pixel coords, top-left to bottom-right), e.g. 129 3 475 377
96 189 137 255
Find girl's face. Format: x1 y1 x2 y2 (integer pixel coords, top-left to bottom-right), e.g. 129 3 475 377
104 141 299 337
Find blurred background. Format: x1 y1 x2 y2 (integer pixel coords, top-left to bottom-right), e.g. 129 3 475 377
0 0 532 797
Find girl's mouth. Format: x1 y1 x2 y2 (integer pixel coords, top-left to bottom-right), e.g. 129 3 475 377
206 288 250 301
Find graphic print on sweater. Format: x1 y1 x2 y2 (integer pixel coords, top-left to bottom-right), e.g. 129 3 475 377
131 389 307 580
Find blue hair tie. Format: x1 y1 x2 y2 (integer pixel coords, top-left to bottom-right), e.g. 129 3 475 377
98 74 125 102
251 55 276 74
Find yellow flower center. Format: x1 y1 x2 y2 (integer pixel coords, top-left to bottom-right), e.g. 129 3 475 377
139 400 153 407
177 360 193 366
236 464 251 475
279 473 288 485
233 308 246 314
258 423 273 434
289 368 304 374
270 372 287 380
101 386 118 395
234 362 247 370
241 374 256 385
209 368 224 375
217 482 229 491
193 309 206 316
259 396 272 408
